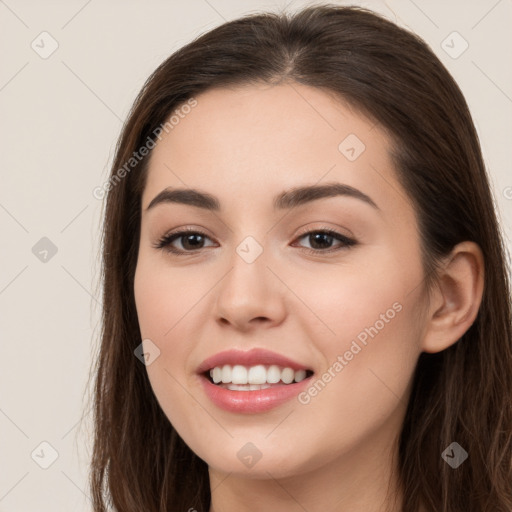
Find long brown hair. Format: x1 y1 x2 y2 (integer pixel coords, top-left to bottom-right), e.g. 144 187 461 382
87 4 512 511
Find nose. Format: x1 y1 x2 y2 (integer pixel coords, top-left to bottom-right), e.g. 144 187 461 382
213 244 287 332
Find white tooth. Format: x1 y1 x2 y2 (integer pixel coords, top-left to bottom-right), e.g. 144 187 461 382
267 365 281 384
294 369 306 382
231 365 248 384
224 383 272 391
248 365 267 384
214 364 307 386
212 367 222 384
281 367 295 384
221 365 232 384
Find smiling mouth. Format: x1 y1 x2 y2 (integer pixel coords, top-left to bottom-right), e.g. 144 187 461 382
203 364 314 391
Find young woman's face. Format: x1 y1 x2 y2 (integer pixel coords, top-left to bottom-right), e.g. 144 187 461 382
134 82 428 479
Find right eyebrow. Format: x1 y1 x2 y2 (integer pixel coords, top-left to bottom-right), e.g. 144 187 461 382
146 188 220 212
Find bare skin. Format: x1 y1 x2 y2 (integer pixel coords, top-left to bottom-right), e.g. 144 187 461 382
133 82 484 512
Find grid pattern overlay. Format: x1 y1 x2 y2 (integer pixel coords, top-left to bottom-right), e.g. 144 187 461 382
0 0 511 510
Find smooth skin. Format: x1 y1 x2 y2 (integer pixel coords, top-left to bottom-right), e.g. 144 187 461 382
133 82 484 512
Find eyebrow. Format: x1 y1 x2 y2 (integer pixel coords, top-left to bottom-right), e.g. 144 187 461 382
145 182 379 212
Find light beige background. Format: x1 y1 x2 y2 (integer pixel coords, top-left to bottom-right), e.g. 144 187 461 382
1 0 511 510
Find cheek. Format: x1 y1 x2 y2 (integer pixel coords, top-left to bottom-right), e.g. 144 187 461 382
289 247 424 404
133 259 198 395
287 246 423 346
134 255 206 341
133 259 209 441
289 310 420 475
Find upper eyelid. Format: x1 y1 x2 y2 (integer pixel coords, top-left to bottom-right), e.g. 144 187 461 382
295 225 353 238
158 227 355 250
162 222 353 238
161 227 351 240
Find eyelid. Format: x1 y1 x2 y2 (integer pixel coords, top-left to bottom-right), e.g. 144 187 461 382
153 224 357 255
152 226 215 250
291 225 357 254
294 223 355 240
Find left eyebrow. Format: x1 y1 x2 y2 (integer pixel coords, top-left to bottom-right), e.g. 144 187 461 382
145 182 379 212
273 182 379 211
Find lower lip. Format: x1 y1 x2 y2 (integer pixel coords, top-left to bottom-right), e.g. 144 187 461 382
199 374 312 413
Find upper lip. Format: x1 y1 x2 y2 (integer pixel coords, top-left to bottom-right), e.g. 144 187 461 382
196 348 312 374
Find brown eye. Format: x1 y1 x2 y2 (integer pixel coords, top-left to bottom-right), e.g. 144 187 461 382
155 230 216 254
293 230 356 253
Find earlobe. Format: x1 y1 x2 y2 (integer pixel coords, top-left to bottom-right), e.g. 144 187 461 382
421 241 485 354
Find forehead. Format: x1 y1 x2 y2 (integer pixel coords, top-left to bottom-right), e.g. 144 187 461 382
141 82 406 217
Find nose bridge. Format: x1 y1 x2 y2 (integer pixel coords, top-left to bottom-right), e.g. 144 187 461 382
221 234 272 302
213 233 286 327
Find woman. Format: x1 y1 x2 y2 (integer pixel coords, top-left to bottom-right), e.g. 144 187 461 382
88 4 512 511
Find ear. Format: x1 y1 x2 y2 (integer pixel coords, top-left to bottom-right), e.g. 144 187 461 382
421 241 485 354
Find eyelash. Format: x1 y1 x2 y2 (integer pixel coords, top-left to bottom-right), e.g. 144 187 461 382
153 226 357 256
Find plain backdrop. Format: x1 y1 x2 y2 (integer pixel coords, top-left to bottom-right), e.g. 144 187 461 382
1 0 511 510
